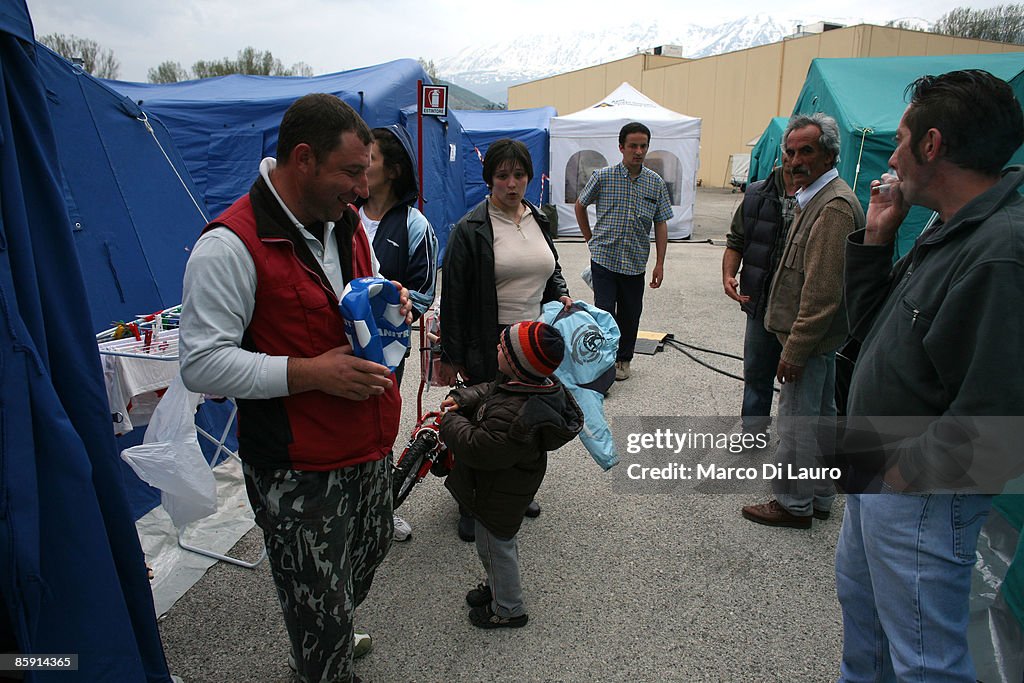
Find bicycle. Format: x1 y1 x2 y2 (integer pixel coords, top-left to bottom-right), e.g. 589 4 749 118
391 307 456 509
391 408 454 509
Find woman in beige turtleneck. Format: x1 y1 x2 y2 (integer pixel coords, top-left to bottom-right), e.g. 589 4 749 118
439 138 573 541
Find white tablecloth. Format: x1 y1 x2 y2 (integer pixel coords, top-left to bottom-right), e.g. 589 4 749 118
99 330 180 435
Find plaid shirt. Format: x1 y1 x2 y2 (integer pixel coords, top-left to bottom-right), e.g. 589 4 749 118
578 162 673 275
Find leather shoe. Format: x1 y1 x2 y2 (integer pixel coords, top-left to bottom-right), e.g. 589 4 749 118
524 500 541 518
741 500 812 529
813 508 831 520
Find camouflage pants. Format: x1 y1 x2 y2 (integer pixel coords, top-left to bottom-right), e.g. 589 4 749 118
243 457 393 683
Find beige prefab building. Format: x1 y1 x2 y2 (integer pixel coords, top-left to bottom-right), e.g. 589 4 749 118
508 24 1023 188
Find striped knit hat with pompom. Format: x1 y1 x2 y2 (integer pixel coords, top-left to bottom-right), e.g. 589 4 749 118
499 321 565 382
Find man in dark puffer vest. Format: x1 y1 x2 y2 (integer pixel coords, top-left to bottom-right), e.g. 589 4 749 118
180 94 410 683
723 159 797 436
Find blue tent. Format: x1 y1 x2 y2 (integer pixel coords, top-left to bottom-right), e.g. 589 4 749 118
105 61 455 256
748 116 788 185
446 107 556 223
37 44 208 335
0 1 170 679
791 53 1024 256
36 41 238 522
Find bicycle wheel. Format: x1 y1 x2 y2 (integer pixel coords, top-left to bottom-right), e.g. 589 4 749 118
392 432 435 509
430 446 453 477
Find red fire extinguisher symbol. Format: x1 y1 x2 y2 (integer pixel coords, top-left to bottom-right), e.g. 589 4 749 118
422 85 447 115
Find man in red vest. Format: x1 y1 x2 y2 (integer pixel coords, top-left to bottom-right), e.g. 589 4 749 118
180 93 409 683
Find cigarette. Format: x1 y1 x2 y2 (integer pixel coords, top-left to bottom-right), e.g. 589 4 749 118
873 169 900 195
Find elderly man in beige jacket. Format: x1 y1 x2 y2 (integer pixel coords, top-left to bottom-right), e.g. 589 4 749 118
741 113 864 529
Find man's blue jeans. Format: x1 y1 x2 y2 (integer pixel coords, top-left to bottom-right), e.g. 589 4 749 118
741 313 782 434
773 351 837 516
836 491 993 682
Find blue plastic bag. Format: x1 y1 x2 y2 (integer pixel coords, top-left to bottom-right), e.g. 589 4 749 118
542 301 620 470
340 277 410 372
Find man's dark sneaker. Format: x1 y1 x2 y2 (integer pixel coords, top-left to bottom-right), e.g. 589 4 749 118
466 583 492 607
457 513 475 542
524 500 541 518
468 604 528 629
813 508 831 520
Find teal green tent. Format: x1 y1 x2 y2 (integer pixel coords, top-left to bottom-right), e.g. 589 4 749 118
993 492 1024 650
749 116 789 185
791 53 1024 256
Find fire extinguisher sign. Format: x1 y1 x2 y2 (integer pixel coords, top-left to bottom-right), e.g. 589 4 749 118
421 85 448 116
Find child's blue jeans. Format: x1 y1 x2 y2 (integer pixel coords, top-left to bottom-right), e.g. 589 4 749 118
474 519 526 617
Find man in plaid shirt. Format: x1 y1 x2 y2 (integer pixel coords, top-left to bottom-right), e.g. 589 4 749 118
574 122 673 381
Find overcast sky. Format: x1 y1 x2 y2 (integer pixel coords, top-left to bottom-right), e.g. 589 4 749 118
26 0 1010 82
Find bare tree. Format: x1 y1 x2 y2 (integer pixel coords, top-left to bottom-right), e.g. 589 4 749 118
931 4 1024 44
235 46 279 75
148 60 191 84
885 19 922 30
418 57 439 80
289 61 314 77
39 33 120 79
190 47 314 79
190 57 229 79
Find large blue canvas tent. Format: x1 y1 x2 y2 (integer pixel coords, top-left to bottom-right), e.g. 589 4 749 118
446 107 557 223
0 1 170 679
37 44 208 335
106 60 455 256
36 41 238 522
791 53 1024 255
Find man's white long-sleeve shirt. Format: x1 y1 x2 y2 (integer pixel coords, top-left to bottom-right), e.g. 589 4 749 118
179 158 378 399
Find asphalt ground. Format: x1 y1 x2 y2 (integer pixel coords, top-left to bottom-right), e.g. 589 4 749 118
158 187 845 683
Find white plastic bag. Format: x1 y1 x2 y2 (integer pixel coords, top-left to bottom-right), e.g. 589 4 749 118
121 375 217 527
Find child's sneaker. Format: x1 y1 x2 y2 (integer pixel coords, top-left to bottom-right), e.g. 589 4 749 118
393 515 412 542
468 604 528 629
465 583 492 607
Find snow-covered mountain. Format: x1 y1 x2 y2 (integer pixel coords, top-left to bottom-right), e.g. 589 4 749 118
435 14 932 103
434 14 795 102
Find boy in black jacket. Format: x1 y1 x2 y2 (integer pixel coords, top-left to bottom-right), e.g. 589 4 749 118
441 321 584 628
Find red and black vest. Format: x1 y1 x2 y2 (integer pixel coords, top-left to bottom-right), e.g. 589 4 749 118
205 177 401 471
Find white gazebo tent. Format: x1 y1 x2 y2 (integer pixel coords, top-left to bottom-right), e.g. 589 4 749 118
550 82 701 239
